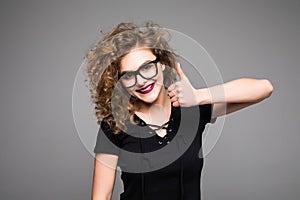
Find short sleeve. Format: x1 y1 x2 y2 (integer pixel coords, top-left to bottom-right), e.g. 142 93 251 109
199 104 216 124
93 121 121 155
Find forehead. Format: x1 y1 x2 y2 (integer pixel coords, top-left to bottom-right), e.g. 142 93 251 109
120 48 156 72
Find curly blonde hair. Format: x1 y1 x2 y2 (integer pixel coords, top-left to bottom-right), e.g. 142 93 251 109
84 21 177 134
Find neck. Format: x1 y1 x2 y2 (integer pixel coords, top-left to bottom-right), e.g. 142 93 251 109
139 88 170 112
136 88 171 125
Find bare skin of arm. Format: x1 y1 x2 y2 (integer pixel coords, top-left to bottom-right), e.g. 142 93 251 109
92 154 118 200
168 63 274 117
196 78 274 118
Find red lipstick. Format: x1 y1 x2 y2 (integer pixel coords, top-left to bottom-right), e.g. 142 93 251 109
137 83 155 94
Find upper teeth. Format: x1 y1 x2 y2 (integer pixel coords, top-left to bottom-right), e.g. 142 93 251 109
140 84 152 92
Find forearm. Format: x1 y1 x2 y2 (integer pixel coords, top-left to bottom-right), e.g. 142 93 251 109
196 78 274 104
92 154 118 200
92 192 112 200
92 180 112 200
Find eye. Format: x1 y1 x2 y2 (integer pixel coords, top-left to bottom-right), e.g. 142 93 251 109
122 72 135 80
141 63 154 71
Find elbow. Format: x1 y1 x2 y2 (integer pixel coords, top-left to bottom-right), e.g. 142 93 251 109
262 79 274 99
92 193 112 200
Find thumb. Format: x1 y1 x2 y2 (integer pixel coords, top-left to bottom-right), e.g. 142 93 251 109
175 63 186 80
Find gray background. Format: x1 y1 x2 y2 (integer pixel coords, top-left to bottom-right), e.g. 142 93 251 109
0 0 299 200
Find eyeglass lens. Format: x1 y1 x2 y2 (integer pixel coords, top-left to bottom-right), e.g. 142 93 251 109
120 59 158 88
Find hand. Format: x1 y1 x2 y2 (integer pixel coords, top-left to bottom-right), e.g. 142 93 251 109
167 63 199 107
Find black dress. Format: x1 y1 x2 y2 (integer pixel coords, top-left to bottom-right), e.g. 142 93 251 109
94 104 214 200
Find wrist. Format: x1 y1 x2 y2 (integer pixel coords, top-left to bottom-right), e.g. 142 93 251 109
195 88 211 105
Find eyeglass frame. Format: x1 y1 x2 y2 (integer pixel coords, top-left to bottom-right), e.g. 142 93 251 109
118 57 160 88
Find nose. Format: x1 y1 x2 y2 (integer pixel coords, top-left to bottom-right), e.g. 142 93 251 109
136 74 147 86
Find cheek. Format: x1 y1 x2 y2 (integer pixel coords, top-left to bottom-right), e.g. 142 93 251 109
118 82 134 96
125 87 135 95
156 70 165 85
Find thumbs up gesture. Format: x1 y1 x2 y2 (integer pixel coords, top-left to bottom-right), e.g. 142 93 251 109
167 63 199 107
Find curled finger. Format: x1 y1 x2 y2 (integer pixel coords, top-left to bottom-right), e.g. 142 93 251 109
170 95 179 102
168 90 176 98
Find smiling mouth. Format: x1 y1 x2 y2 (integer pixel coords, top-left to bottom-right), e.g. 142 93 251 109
136 83 155 94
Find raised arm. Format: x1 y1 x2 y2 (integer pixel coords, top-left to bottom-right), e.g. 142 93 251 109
92 153 118 200
168 63 274 118
195 78 273 118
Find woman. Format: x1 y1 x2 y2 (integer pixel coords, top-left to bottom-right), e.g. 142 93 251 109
85 21 273 200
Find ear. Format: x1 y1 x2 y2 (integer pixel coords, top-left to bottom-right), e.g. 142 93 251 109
161 64 165 71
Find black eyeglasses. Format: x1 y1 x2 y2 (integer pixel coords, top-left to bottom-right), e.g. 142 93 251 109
119 57 160 88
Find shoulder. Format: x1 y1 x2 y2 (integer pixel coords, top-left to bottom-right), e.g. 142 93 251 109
99 120 124 141
98 120 113 138
199 104 216 124
175 104 214 125
94 120 122 153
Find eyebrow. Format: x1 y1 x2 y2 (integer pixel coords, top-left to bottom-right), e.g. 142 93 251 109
120 59 154 74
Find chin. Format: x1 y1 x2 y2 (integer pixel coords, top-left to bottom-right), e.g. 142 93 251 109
140 96 159 104
133 82 163 104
